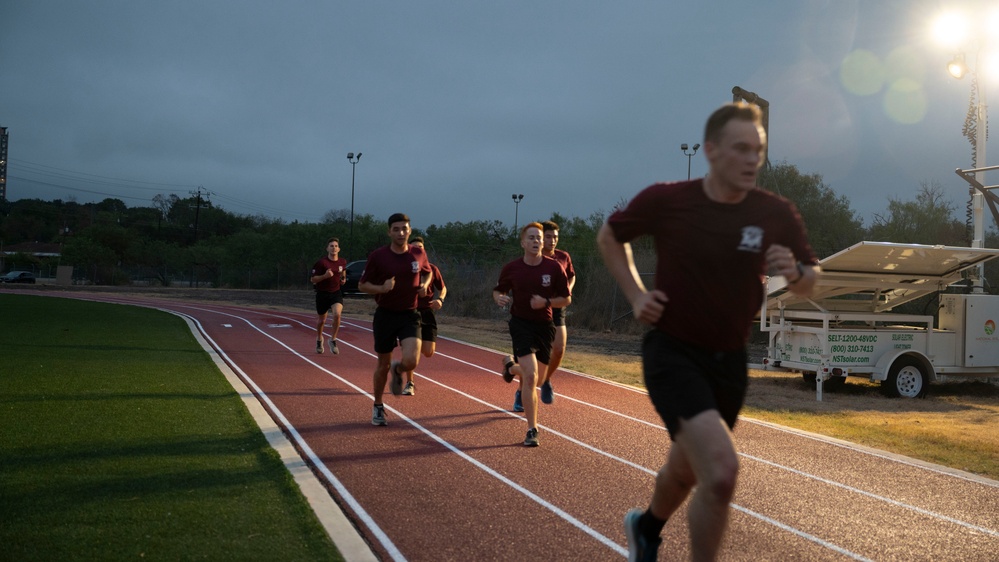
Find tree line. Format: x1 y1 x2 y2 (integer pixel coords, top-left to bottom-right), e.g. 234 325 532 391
2 162 996 331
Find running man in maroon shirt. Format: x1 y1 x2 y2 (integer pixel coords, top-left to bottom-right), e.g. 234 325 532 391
539 220 575 404
309 237 347 355
599 102 819 562
493 222 571 447
400 236 447 396
359 213 432 426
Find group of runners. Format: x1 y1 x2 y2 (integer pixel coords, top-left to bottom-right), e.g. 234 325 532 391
308 213 575 445
307 102 820 562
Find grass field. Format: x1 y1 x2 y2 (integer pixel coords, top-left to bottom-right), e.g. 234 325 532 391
0 294 343 561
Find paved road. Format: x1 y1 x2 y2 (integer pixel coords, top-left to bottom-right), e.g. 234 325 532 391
55 293 999 561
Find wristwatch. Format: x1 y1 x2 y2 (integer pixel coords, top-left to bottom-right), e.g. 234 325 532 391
789 262 805 284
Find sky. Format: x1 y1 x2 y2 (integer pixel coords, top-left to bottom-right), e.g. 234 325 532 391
1 1 995 232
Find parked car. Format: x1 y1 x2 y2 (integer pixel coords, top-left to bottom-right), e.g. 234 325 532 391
0 271 37 284
342 260 367 295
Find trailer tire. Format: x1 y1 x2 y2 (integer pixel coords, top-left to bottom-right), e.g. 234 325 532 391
882 357 928 398
802 372 816 385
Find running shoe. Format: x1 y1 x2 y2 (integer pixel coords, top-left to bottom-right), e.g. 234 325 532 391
513 389 524 412
523 427 539 447
330 339 339 355
372 404 387 426
402 381 415 396
389 361 403 396
541 380 554 404
316 339 324 354
502 355 516 383
624 508 661 562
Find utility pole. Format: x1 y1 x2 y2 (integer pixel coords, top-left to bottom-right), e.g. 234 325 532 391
0 126 8 201
188 186 209 287
189 186 208 242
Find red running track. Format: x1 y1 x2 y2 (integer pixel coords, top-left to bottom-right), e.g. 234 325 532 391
46 293 999 561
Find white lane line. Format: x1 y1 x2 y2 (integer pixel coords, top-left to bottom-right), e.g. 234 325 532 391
189 305 626 559
183 309 406 562
252 312 874 560
107 299 994 558
102 300 999 540
742 453 999 538
742 417 999 489
731 504 874 562
67 297 403 562
328 317 999 545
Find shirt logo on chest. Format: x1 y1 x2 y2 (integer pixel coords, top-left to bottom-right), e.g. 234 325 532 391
411 261 420 273
738 226 764 253
541 274 551 287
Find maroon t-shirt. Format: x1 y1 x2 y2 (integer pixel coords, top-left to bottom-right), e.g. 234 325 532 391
417 263 445 310
311 256 346 292
550 249 575 284
494 255 571 323
607 179 816 351
360 244 432 311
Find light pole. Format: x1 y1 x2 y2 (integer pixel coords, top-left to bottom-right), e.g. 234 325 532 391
347 152 361 261
512 193 524 233
935 11 990 292
681 143 700 180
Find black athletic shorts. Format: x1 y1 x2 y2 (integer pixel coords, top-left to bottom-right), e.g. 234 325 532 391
373 307 421 354
419 307 438 342
642 330 748 441
315 290 344 315
552 306 566 327
508 316 555 365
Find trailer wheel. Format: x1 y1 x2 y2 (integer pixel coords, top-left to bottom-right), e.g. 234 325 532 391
802 372 816 385
882 358 928 398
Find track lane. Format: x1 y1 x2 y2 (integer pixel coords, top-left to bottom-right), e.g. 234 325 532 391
30 291 999 561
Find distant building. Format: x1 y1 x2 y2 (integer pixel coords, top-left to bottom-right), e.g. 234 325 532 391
2 242 63 258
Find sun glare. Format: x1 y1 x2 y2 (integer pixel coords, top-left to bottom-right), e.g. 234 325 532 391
932 11 970 49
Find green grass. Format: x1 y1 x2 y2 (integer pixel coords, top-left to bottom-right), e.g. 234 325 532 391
0 294 343 561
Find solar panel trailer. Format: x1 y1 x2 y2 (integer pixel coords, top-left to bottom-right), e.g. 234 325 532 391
760 241 999 400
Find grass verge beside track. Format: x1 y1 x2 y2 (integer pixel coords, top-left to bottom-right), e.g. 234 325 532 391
0 294 343 561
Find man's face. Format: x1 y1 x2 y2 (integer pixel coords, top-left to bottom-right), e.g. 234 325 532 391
521 227 542 256
410 241 424 251
327 240 339 255
705 119 766 193
389 221 411 246
543 229 558 253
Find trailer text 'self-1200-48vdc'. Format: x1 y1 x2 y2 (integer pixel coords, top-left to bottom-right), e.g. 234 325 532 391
761 241 999 400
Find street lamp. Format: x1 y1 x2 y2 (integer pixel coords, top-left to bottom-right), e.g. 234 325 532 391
934 10 992 292
512 193 524 233
347 152 361 261
680 143 700 180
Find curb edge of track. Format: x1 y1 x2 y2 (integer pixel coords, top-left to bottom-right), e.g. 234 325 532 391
180 315 379 562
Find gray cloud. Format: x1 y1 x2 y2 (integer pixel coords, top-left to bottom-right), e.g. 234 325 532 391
1 1 983 231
